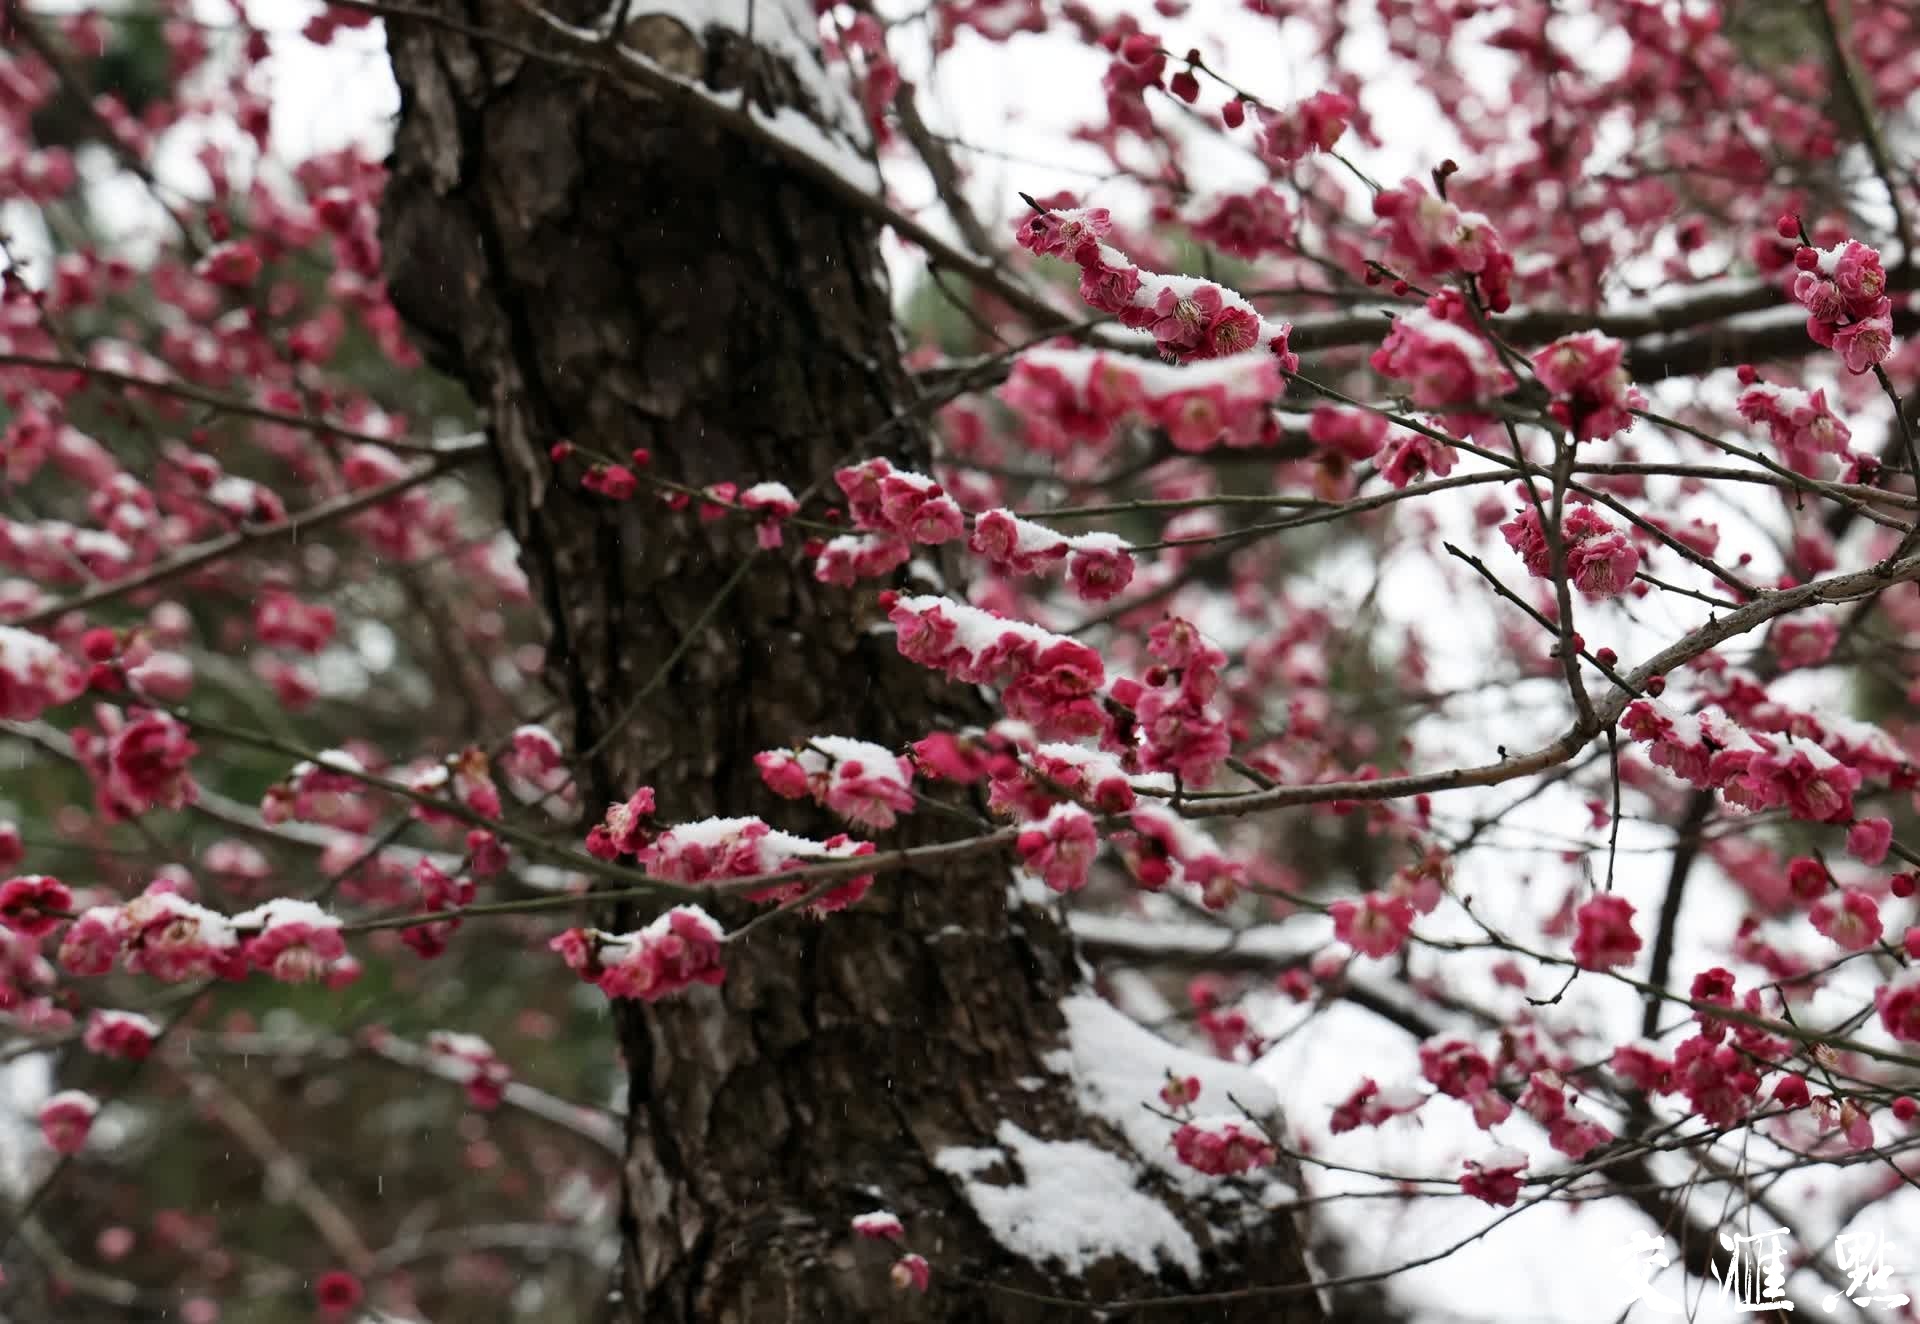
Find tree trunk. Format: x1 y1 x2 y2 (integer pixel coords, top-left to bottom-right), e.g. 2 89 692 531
379 4 1325 1319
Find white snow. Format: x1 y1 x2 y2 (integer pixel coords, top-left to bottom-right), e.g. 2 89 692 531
1051 993 1281 1197
936 1120 1201 1277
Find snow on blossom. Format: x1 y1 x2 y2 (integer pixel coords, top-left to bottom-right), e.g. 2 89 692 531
812 531 912 587
1115 804 1242 908
232 898 347 982
1329 1077 1428 1133
117 889 242 982
989 740 1140 819
1010 220 1296 382
0 874 72 938
738 481 800 548
550 905 726 1002
1458 1146 1528 1206
1877 970 1920 1042
1736 382 1851 474
1370 307 1514 411
754 736 916 830
887 594 1107 740
1793 238 1896 374
425 1030 511 1110
40 1089 98 1154
1016 802 1100 893
834 459 965 545
57 905 124 976
999 346 1284 457
1620 699 1863 824
970 508 1070 574
1254 90 1352 165
851 1210 904 1242
636 815 873 914
1170 1117 1276 1175
1372 178 1514 309
1064 532 1135 602
1328 892 1415 958
83 1009 159 1061
506 724 565 777
890 1254 930 1292
0 624 86 719
1530 332 1643 442
1809 887 1882 951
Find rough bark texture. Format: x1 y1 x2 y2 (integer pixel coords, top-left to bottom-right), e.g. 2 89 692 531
380 4 1324 1319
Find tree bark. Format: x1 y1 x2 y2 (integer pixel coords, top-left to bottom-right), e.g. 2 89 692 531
379 4 1325 1319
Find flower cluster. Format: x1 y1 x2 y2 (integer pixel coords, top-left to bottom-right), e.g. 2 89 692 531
1791 238 1895 374
1116 805 1243 909
987 737 1137 820
0 624 86 720
811 460 956 586
1878 970 1920 1042
1372 178 1515 311
1420 1035 1511 1130
84 1009 160 1061
1370 305 1514 420
1458 1147 1528 1207
1500 499 1641 599
63 888 242 981
0 874 72 938
640 815 877 914
70 705 200 820
254 591 337 653
230 898 349 983
1622 699 1863 823
1571 895 1641 970
425 1030 512 1110
1328 892 1416 959
1170 1118 1276 1175
1012 210 1296 369
40 1089 98 1154
1735 382 1852 474
550 905 726 1002
584 786 658 861
968 507 1138 602
737 481 800 548
1015 802 1100 893
406 746 502 824
1531 333 1643 442
401 858 475 959
1328 1077 1427 1133
260 749 373 827
999 347 1284 457
887 594 1108 741
1517 1070 1614 1159
756 736 917 831
1810 887 1883 951
1254 90 1353 166
1185 187 1296 259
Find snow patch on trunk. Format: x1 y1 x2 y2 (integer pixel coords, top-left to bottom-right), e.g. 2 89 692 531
1052 993 1294 1201
935 1120 1201 1277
